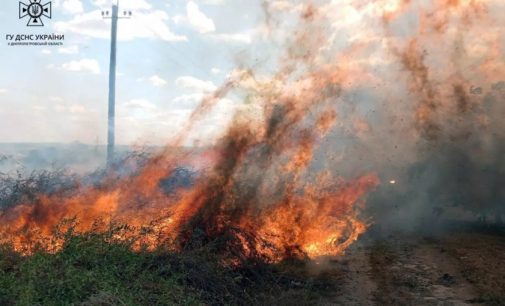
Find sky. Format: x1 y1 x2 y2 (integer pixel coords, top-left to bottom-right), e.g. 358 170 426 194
1 0 503 147
0 0 266 145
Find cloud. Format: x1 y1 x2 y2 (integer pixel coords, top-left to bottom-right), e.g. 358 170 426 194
123 99 157 111
172 93 204 109
41 49 52 54
90 0 107 6
175 76 217 92
0 89 7 94
120 99 162 124
186 1 216 33
62 0 83 14
53 103 88 113
149 75 167 87
202 0 225 4
54 10 187 42
172 76 221 111
211 68 221 74
92 0 152 10
171 76 220 111
58 45 79 54
269 1 303 12
210 32 252 44
61 58 101 74
173 2 250 44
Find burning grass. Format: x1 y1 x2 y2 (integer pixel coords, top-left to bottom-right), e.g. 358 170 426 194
0 143 374 304
1 0 503 263
0 168 78 210
0 142 378 261
0 18 380 260
0 219 344 305
1 0 504 303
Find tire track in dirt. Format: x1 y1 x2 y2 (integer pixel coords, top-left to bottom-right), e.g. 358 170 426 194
368 235 480 306
333 241 377 305
324 229 505 305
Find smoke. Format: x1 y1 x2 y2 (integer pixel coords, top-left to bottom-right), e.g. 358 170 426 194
1 0 504 257
376 0 505 229
256 0 505 231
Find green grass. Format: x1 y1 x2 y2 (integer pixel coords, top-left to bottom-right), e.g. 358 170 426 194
0 235 201 306
0 163 344 305
0 227 342 306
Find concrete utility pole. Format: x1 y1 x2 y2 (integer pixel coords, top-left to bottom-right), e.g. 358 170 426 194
102 1 131 168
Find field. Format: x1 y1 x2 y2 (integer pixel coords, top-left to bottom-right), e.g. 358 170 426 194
2 0 504 304
1 150 504 305
1 219 504 305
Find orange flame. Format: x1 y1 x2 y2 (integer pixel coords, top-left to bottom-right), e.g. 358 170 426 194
1 0 502 262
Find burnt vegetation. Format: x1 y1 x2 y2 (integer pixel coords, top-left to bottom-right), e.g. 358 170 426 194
1 0 504 303
1 149 504 305
0 153 344 305
0 221 342 306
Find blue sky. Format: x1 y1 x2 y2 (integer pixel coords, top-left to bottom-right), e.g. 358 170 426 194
1 0 503 147
0 0 266 145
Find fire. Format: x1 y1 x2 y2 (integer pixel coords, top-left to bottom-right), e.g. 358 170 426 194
0 120 378 261
0 27 380 262
1 0 502 262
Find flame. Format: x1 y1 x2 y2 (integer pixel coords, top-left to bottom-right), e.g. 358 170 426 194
0 122 378 260
1 0 503 262
0 9 380 260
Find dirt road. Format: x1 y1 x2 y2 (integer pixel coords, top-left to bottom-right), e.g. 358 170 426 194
329 227 505 305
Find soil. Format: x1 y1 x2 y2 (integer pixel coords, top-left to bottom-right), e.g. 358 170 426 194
321 224 505 305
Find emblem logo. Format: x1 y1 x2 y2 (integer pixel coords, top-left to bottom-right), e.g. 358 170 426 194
19 0 52 27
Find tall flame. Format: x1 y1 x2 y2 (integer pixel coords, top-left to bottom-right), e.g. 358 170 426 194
1 0 503 261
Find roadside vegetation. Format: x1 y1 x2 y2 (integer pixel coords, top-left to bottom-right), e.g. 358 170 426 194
1 152 504 305
0 223 344 306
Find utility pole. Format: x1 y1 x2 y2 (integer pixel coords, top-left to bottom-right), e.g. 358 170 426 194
102 1 131 168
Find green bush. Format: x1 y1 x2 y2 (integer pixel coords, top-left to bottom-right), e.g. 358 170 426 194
0 224 341 306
